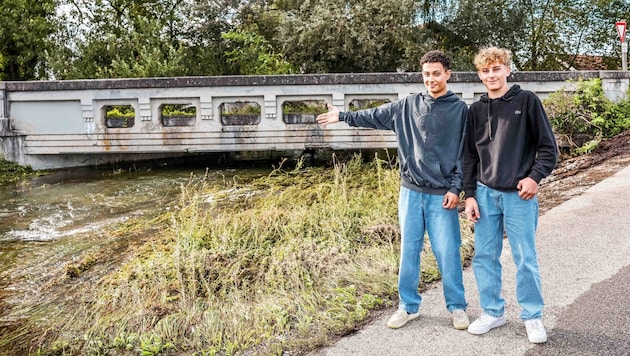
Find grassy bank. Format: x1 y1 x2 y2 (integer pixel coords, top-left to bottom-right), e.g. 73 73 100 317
18 154 473 355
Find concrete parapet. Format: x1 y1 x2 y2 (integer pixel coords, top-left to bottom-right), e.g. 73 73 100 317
0 71 627 170
3 71 628 92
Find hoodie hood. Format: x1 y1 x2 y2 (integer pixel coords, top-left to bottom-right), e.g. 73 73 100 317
429 90 462 103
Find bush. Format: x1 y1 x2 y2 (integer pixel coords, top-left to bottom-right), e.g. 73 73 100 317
544 79 630 155
0 157 35 184
105 106 135 118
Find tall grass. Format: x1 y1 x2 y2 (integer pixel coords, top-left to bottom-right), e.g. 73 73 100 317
31 154 473 355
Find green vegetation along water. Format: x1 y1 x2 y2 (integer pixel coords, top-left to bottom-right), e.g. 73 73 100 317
0 155 473 355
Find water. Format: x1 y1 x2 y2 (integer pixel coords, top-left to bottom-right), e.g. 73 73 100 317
1 169 178 241
0 163 270 348
0 165 272 241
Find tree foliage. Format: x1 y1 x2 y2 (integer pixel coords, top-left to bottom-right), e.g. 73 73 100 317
1 0 629 79
0 0 58 80
441 0 630 71
222 29 296 74
50 0 195 79
278 0 423 73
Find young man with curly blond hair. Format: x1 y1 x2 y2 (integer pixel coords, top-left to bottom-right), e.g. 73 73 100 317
463 47 557 343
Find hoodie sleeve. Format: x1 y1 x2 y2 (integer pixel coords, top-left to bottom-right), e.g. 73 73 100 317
339 100 402 131
449 104 467 195
527 93 558 182
463 107 480 198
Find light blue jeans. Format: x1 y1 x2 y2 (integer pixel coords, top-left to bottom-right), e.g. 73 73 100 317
397 186 467 313
472 182 544 320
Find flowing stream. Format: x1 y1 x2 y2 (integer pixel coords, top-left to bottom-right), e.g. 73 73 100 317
0 163 270 347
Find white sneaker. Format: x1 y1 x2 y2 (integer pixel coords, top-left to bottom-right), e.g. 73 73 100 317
387 309 420 329
524 319 548 343
467 313 506 335
452 309 470 330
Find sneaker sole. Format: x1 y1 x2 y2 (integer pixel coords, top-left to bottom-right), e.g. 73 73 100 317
453 322 470 330
467 318 507 335
387 313 420 329
528 336 548 343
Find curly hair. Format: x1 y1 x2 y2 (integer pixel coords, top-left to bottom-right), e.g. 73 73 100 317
473 47 512 70
420 50 452 71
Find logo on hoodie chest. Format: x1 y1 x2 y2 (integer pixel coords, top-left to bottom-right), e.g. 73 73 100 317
416 106 429 116
417 112 443 146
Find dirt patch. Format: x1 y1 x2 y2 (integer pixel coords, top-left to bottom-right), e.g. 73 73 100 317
538 129 630 214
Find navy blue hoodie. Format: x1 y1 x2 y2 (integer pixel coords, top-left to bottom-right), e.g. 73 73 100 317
463 85 558 198
340 91 467 195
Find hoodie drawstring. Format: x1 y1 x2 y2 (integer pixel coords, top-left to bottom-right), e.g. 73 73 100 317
487 101 493 141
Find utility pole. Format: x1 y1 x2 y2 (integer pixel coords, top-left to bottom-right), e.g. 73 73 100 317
616 20 627 70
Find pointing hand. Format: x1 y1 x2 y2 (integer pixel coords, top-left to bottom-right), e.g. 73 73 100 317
316 104 340 127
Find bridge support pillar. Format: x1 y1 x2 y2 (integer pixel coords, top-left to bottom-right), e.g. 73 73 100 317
264 94 277 119
0 117 10 133
200 96 213 120
332 93 344 110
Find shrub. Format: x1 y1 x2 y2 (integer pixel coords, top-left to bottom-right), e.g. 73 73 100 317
0 157 36 184
544 78 630 155
161 104 196 117
105 106 135 118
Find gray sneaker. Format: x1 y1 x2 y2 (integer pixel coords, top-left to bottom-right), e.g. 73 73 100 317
467 313 506 334
524 319 548 343
387 309 420 329
452 309 470 330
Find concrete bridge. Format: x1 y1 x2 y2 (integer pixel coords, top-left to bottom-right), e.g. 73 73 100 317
1 71 629 170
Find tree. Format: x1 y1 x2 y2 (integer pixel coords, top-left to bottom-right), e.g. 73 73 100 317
14 0 630 79
0 0 58 80
180 0 244 76
277 0 422 73
558 0 630 69
438 0 524 70
222 29 296 74
51 0 194 79
441 0 630 71
0 54 5 80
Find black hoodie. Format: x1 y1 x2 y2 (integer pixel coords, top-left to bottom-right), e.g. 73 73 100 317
340 91 467 195
463 85 557 198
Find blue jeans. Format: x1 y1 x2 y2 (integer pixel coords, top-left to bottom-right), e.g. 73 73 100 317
397 186 467 313
472 182 544 320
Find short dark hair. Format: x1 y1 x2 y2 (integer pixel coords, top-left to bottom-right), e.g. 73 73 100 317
420 50 452 71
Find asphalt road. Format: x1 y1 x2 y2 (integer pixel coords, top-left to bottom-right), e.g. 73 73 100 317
310 165 630 356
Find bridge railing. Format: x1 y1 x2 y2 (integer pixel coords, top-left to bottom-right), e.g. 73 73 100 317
1 71 628 169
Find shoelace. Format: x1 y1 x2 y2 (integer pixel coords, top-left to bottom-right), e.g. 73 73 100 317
526 319 543 328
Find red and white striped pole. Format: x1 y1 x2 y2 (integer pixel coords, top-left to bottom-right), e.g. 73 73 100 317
616 20 627 70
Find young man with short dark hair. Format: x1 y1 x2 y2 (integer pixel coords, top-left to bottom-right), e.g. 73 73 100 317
317 50 469 330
